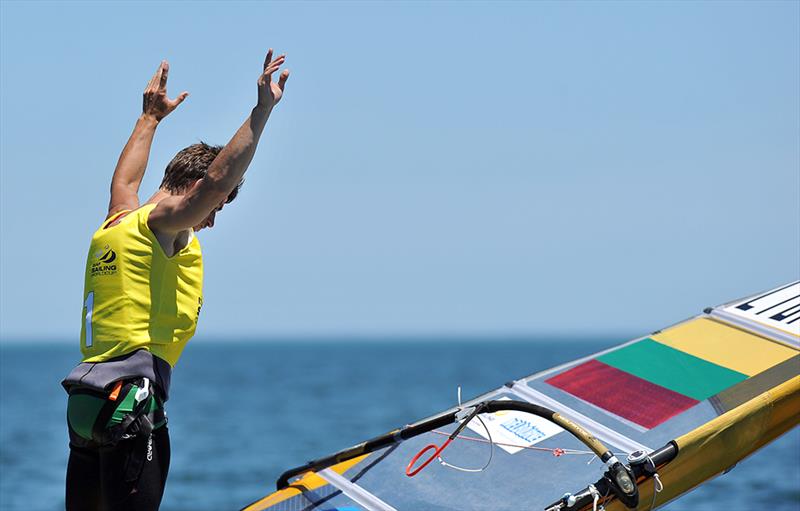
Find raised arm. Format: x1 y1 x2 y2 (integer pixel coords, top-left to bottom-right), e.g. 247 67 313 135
107 61 188 218
148 50 289 233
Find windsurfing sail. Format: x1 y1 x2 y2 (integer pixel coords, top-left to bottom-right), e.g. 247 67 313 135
242 282 800 511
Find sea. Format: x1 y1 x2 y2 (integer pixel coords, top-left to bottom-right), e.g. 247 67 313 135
1 340 798 511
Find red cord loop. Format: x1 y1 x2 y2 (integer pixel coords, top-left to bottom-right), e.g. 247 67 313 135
405 439 452 477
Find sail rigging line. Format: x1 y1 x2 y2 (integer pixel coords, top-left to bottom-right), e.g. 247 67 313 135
645 455 664 511
428 429 624 458
430 385 495 474
435 415 495 473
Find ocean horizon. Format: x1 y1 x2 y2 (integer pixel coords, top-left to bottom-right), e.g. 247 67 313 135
2 339 798 511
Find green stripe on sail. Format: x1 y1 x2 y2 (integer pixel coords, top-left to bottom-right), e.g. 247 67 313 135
597 338 748 401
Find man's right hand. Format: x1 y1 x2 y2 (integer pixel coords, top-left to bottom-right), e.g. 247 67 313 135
143 61 189 122
257 49 289 110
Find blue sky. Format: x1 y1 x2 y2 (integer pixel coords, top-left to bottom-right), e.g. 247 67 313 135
1 1 798 342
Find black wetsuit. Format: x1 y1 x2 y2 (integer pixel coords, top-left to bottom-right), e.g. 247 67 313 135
63 353 173 511
66 425 170 511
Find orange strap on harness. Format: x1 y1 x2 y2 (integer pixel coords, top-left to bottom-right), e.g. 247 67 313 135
108 381 123 401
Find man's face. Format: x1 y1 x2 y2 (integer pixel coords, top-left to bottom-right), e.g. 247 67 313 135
194 200 226 231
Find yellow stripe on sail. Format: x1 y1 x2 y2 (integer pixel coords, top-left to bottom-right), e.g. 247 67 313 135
652 318 798 377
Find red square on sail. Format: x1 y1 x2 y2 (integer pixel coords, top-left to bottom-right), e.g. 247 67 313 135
545 359 699 429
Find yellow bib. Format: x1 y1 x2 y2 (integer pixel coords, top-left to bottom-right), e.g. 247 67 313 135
80 203 203 367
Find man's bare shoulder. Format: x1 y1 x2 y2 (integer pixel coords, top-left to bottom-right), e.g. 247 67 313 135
144 198 194 257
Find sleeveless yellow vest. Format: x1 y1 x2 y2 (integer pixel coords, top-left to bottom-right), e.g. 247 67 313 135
80 203 203 367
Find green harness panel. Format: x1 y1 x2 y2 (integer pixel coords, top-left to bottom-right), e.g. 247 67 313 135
67 384 165 442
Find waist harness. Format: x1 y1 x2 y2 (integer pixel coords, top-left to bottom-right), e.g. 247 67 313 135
68 377 167 482
68 377 166 446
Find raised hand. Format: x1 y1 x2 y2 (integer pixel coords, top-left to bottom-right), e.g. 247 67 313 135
257 49 289 110
143 61 189 121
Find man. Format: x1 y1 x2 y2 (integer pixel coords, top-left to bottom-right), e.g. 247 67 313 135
62 49 289 511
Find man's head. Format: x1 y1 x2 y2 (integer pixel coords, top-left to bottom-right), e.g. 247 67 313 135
160 142 242 230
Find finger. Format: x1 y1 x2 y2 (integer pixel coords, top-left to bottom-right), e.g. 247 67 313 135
263 57 286 75
278 69 290 90
146 61 163 91
149 65 164 94
265 55 285 69
263 48 273 70
264 66 281 83
264 63 283 76
159 61 169 91
174 91 189 105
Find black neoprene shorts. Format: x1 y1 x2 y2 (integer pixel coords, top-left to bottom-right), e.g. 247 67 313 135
66 425 170 511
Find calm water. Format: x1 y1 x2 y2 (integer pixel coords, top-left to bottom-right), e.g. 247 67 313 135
1 340 798 511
